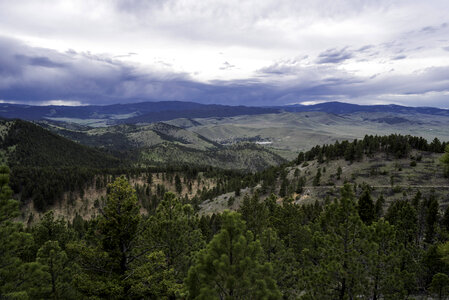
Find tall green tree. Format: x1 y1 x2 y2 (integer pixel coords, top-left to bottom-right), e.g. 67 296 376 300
358 188 375 224
440 145 449 177
430 273 449 300
368 220 406 299
144 192 204 287
37 240 79 299
260 228 299 299
239 192 269 238
0 165 48 299
186 211 281 299
70 176 146 298
301 184 370 300
32 210 74 251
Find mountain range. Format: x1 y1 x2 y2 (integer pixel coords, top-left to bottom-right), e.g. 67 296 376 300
1 101 448 127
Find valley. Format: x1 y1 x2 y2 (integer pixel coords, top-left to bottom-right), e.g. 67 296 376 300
1 101 449 299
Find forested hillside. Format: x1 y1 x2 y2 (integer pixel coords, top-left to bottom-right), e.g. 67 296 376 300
2 125 449 298
2 149 449 298
0 120 120 168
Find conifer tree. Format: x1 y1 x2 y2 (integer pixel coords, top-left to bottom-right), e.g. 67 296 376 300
70 176 145 298
186 211 281 299
144 192 204 286
358 188 375 224
0 166 47 299
441 145 449 177
301 184 370 299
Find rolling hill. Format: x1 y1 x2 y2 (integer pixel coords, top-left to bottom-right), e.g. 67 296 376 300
0 101 280 126
279 101 449 116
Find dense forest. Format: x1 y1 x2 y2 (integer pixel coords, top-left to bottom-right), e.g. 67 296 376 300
1 132 449 298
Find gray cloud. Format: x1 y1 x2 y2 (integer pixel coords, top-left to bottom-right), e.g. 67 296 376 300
1 35 449 108
0 0 449 108
316 47 353 64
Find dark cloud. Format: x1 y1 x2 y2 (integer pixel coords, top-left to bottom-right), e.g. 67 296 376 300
0 36 196 104
0 36 448 108
316 47 353 64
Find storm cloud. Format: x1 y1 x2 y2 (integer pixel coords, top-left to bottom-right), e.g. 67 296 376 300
0 1 448 107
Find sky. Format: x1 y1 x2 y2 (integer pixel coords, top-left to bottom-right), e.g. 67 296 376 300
0 0 449 107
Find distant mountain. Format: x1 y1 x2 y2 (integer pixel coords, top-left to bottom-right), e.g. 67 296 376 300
0 101 280 125
119 105 279 124
2 100 448 127
279 101 449 116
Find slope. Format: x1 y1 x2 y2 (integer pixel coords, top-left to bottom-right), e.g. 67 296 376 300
0 119 120 168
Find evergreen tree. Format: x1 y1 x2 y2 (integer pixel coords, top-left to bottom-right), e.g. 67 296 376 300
70 176 145 298
301 184 370 299
0 166 47 299
441 145 449 177
32 210 74 250
374 194 385 219
127 251 181 299
175 174 182 194
358 188 375 224
239 192 269 238
430 273 449 300
312 168 321 186
186 211 281 299
144 192 204 286
425 194 439 243
37 240 79 299
368 220 406 299
279 178 288 197
260 228 299 299
336 166 342 180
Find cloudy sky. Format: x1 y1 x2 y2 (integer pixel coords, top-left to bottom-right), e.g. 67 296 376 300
1 0 449 107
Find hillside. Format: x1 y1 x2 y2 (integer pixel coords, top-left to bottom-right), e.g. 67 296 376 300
0 119 120 168
166 111 449 160
138 142 286 171
39 120 285 170
199 134 449 214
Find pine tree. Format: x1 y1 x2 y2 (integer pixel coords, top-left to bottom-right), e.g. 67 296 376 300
336 166 342 180
70 176 145 298
175 174 182 194
239 192 269 238
358 188 375 224
312 168 321 186
430 273 449 300
441 145 449 177
301 184 370 299
368 220 405 299
0 166 48 299
144 192 204 286
260 228 299 299
37 240 79 299
186 211 281 299
374 194 385 219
